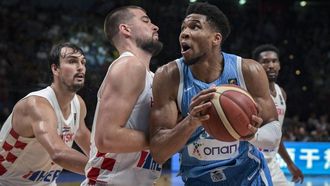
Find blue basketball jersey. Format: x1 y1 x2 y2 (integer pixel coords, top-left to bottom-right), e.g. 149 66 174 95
175 52 272 186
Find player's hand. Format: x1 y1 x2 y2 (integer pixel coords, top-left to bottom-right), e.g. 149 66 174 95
288 163 304 183
188 87 216 126
241 115 263 141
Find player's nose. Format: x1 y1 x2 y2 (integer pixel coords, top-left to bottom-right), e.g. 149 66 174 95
180 30 189 39
77 62 85 71
152 23 159 32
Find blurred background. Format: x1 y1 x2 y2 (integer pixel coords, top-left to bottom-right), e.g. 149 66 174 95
1 0 330 185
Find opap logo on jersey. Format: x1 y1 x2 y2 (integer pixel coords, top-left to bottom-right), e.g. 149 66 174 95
187 138 239 161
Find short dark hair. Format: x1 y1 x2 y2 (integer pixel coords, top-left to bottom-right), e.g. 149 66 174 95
48 42 84 81
252 44 280 61
186 2 231 42
104 6 145 45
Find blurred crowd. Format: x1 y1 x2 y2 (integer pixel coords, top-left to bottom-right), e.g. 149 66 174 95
283 113 330 141
1 0 329 141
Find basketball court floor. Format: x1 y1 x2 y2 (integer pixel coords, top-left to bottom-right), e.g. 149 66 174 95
57 171 330 186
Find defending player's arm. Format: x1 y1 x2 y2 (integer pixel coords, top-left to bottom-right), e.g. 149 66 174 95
150 62 215 164
242 59 281 149
74 96 91 157
94 57 148 153
278 87 304 183
26 97 88 175
278 140 304 183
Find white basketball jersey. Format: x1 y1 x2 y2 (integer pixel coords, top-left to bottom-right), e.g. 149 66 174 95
0 86 80 186
262 84 292 185
261 83 286 160
83 52 161 186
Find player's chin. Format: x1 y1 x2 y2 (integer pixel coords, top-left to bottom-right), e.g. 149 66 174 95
267 74 277 81
182 52 192 62
181 50 191 58
71 83 84 92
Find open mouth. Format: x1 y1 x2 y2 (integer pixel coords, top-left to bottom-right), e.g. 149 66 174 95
181 43 191 53
75 74 85 80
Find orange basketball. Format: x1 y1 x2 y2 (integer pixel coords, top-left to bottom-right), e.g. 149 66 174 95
202 84 258 141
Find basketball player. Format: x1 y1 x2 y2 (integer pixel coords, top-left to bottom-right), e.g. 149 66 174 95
150 2 282 185
253 44 304 185
0 42 91 185
82 6 163 186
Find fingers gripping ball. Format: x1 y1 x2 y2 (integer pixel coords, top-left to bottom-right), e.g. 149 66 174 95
202 85 258 141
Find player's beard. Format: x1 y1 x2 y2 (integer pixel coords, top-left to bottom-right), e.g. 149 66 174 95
136 37 163 56
62 78 84 92
70 83 84 92
267 73 278 82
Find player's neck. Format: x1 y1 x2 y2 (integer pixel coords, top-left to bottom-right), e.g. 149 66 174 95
50 84 75 111
190 52 223 83
269 82 276 97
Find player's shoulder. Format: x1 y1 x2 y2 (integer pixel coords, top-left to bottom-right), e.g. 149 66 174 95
153 60 180 99
276 84 287 100
241 58 260 66
14 95 53 119
155 60 179 78
108 55 147 81
116 55 146 72
241 58 265 74
20 95 51 109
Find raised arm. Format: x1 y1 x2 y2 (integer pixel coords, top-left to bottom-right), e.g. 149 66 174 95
149 62 215 164
242 59 281 148
94 57 148 153
74 95 91 157
18 97 88 174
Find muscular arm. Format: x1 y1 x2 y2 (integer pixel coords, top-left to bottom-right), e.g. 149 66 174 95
150 62 214 164
13 97 88 174
94 57 148 153
74 96 91 156
242 59 281 148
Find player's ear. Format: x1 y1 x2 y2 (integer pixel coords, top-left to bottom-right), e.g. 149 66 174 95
213 32 222 46
119 24 132 38
51 64 59 76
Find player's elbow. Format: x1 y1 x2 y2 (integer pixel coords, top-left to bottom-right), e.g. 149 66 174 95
50 149 66 165
150 144 167 164
95 136 113 153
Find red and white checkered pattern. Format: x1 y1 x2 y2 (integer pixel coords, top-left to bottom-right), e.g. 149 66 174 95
0 128 28 175
83 149 162 186
86 151 116 185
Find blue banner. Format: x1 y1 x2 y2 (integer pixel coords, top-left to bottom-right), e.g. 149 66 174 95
171 142 330 175
278 142 330 175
